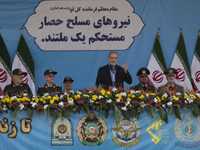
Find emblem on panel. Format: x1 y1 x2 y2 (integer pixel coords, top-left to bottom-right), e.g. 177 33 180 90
174 112 200 148
112 117 141 147
77 112 107 146
51 116 73 145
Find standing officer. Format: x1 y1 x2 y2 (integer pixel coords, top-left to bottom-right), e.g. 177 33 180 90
37 69 62 96
3 68 32 97
130 67 156 92
158 68 184 97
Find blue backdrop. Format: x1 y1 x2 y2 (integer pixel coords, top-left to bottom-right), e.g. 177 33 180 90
0 0 200 91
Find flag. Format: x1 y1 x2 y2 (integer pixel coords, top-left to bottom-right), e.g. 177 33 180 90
12 32 35 96
170 30 193 91
0 33 11 95
191 32 200 91
147 29 167 88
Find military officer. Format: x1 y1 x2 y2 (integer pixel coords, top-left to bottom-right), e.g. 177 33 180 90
37 69 62 96
63 77 74 93
3 68 32 97
158 68 184 98
130 67 156 92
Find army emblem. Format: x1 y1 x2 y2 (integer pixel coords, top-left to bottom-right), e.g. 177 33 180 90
112 117 141 147
51 116 73 145
174 111 200 148
77 112 107 146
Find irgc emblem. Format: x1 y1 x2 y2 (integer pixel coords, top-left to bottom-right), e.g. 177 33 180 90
112 117 141 147
51 116 73 145
174 111 200 148
77 112 107 146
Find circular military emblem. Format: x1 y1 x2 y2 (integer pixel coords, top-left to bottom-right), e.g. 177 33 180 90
56 123 69 136
174 112 200 148
112 117 141 147
77 112 107 146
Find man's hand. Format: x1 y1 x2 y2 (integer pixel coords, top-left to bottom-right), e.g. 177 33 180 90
122 63 128 73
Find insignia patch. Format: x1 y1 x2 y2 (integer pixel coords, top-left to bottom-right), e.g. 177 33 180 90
112 117 141 147
142 70 146 74
51 116 73 145
174 111 200 148
77 112 107 146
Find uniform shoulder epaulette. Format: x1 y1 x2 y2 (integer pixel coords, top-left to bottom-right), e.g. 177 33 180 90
6 84 12 86
39 85 44 88
177 84 183 88
22 83 28 85
55 85 61 87
158 85 165 88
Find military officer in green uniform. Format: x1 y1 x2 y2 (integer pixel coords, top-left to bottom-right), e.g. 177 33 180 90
63 77 74 93
130 67 156 92
37 69 62 96
158 68 184 99
3 68 32 97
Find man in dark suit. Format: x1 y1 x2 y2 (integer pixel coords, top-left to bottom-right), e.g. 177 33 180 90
96 51 132 90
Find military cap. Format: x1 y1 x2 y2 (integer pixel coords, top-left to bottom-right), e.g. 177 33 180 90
136 67 150 76
12 68 27 75
63 77 74 83
44 69 57 76
164 68 177 75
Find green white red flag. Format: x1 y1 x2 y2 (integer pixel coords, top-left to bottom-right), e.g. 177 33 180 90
191 32 200 91
12 33 35 96
0 33 11 95
170 30 193 91
147 30 167 88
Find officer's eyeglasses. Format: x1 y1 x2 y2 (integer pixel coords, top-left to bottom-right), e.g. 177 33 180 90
139 76 148 78
48 75 55 78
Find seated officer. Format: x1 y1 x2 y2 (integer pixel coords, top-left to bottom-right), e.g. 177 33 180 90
158 68 184 97
37 69 62 96
130 67 156 92
3 68 32 97
63 77 74 93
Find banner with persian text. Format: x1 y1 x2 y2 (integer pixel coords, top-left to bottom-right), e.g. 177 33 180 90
0 110 200 150
24 0 144 51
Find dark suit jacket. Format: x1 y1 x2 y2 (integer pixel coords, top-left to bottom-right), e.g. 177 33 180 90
96 64 132 90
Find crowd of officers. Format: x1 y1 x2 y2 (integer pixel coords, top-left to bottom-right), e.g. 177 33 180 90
2 52 184 99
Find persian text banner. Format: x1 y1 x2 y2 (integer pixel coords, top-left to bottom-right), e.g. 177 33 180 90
24 0 144 51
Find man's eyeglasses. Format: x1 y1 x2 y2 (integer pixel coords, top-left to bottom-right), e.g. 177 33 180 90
139 76 148 78
48 75 55 78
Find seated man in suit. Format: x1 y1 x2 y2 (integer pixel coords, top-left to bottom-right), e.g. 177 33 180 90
37 69 62 96
96 51 132 90
158 68 184 99
3 68 32 97
130 67 156 92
